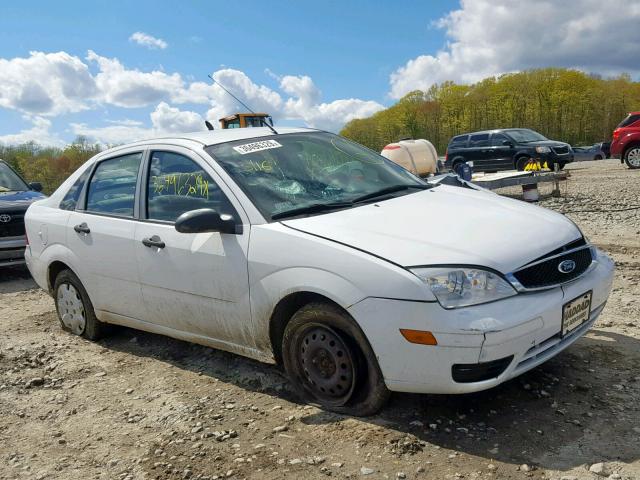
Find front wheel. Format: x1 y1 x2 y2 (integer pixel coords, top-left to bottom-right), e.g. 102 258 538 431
624 146 640 169
53 269 108 340
282 303 390 416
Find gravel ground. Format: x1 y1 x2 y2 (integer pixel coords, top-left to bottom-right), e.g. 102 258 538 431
1 159 639 480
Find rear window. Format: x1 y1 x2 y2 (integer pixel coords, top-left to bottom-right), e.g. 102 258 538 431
618 114 640 128
449 135 468 148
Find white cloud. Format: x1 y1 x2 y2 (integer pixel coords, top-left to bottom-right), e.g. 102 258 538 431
87 50 185 108
71 102 205 145
389 0 640 99
0 50 383 144
205 70 383 132
129 32 168 50
0 51 96 115
150 102 203 132
0 116 64 146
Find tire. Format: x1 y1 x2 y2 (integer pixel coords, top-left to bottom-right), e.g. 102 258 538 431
556 162 566 171
624 145 640 169
53 269 107 340
594 155 603 161
515 156 531 171
282 302 390 416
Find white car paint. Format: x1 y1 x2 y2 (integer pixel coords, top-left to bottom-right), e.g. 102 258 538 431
24 127 615 394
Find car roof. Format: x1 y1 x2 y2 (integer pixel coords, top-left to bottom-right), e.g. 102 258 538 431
450 128 534 140
110 127 317 151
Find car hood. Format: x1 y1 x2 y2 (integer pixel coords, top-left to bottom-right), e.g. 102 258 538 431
525 140 569 148
0 190 46 211
281 186 581 273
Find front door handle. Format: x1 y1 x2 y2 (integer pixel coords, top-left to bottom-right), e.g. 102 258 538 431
73 222 90 234
142 235 165 249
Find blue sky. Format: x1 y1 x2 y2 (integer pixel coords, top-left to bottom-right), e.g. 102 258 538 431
1 0 639 145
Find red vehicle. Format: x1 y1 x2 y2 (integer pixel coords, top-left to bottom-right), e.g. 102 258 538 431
611 112 640 169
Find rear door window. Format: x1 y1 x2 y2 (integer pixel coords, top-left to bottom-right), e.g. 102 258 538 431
490 133 510 146
146 151 236 222
85 152 142 217
469 134 489 147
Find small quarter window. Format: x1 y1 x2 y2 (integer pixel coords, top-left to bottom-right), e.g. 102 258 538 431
60 168 90 211
146 151 235 222
449 135 468 147
86 153 142 217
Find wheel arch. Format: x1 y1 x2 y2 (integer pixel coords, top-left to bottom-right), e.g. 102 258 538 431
623 141 640 157
450 156 466 170
514 152 531 169
47 260 76 293
269 291 346 365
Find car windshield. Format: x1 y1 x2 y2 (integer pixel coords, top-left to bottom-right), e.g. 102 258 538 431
0 162 29 192
507 129 548 143
206 132 428 220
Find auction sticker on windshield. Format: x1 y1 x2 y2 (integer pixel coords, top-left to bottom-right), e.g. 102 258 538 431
561 291 592 336
233 140 282 155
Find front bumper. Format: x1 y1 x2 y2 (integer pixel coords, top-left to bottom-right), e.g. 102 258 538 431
0 236 26 267
349 248 614 394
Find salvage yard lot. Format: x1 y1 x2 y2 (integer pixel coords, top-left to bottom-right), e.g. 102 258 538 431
1 160 639 480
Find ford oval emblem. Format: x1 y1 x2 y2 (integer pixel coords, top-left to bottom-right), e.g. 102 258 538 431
0 214 11 223
558 259 576 274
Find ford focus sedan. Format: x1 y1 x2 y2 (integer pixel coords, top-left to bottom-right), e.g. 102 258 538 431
24 128 614 415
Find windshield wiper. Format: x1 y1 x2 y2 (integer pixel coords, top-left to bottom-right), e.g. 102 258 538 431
271 201 354 220
350 184 431 204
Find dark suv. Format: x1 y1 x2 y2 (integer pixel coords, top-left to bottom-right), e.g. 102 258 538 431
444 128 574 172
0 160 45 267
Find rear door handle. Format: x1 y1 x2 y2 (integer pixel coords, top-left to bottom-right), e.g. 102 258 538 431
142 235 165 249
73 222 90 234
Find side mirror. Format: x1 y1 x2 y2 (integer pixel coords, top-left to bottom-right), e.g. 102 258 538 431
29 182 43 192
175 208 241 235
502 140 514 147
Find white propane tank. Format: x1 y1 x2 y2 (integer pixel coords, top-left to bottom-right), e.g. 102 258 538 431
380 139 438 177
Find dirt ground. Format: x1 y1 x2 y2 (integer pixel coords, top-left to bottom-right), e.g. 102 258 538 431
1 159 639 480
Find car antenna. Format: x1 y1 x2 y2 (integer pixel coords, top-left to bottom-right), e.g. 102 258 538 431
204 120 215 131
207 74 279 135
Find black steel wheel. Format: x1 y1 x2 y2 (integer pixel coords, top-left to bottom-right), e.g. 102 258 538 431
282 302 390 416
296 324 356 406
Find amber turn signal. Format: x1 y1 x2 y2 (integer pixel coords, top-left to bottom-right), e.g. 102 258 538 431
399 329 438 346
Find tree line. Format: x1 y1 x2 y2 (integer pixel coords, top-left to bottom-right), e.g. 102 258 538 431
340 68 640 155
1 137 102 194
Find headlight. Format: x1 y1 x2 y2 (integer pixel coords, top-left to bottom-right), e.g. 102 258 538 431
535 146 551 154
410 267 517 309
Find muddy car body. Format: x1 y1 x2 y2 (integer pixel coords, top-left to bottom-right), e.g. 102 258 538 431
24 128 614 415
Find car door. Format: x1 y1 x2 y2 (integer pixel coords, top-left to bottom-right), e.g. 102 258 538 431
488 133 515 170
65 150 146 321
466 133 491 169
134 147 253 346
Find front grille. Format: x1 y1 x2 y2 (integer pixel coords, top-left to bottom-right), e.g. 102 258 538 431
552 146 569 155
512 246 593 289
0 211 25 238
452 356 514 383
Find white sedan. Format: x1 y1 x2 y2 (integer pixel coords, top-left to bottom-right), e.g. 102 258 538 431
24 127 614 415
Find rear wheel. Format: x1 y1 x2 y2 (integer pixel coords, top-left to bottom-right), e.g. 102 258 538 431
282 302 390 416
624 146 640 169
53 270 107 340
